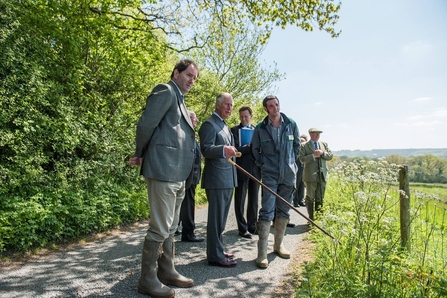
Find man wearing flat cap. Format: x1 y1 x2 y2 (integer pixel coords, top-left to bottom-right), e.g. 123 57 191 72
299 128 333 220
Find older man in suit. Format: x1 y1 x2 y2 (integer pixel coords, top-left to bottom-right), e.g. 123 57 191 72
299 128 333 220
129 59 199 298
199 92 238 267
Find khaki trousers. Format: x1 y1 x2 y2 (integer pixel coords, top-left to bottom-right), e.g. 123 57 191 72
304 180 326 205
145 178 185 242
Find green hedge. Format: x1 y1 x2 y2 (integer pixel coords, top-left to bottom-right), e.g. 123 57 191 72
0 0 165 252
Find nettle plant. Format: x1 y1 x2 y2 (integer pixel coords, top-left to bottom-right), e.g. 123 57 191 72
299 158 446 297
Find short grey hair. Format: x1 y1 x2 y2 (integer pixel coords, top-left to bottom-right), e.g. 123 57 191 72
216 92 232 105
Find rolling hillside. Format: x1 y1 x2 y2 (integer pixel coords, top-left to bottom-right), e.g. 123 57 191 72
333 148 447 159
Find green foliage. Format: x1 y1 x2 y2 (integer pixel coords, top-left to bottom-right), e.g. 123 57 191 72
192 0 342 43
91 0 341 53
298 159 446 297
408 155 447 184
335 149 447 159
336 154 447 184
411 183 447 203
188 21 283 127
0 0 169 252
194 187 208 206
0 0 339 254
186 70 226 125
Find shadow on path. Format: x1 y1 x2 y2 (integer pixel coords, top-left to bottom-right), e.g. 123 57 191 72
0 202 310 298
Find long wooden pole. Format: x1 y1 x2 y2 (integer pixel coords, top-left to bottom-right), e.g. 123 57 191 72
227 156 340 244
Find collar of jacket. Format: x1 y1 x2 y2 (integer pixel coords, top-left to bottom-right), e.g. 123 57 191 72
168 80 182 99
257 112 293 129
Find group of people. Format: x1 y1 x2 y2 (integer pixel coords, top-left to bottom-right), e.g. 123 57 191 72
128 59 332 297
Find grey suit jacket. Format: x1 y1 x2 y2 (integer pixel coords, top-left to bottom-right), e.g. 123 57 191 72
198 113 238 189
134 80 195 182
299 140 333 183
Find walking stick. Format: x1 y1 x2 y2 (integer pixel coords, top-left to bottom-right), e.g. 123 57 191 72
228 154 340 244
317 157 324 210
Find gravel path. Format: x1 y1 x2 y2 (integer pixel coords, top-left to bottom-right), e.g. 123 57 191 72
0 198 310 298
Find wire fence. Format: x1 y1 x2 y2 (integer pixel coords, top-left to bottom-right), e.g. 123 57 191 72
409 190 446 278
302 159 447 296
399 167 446 292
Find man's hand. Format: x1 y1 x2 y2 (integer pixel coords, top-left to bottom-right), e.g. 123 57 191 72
224 146 238 158
128 157 142 166
313 149 324 158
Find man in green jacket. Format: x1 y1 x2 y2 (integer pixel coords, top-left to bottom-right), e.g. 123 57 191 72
299 128 333 220
251 95 300 268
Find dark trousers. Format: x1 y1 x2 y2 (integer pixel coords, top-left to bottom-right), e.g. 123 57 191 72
293 181 305 205
234 178 259 234
293 165 305 205
206 188 233 262
179 185 196 236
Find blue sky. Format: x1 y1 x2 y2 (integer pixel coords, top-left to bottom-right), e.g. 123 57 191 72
261 0 447 151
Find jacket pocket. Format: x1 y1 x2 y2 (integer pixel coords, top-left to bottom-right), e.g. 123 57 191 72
260 138 275 155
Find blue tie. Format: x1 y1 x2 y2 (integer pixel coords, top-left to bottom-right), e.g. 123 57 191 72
314 142 318 149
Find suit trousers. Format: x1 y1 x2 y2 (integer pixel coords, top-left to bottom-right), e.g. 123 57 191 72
179 184 197 236
145 177 184 242
293 165 305 205
304 180 327 207
206 188 233 262
234 179 259 234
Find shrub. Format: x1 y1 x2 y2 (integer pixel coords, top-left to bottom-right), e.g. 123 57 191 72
298 159 446 297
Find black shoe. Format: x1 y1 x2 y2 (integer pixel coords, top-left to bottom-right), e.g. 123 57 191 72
293 202 299 207
287 222 296 228
182 234 204 242
299 201 306 207
238 231 252 239
208 257 237 267
174 229 182 236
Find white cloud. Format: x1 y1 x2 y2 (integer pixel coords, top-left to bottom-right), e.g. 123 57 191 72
402 40 432 55
433 108 447 118
406 108 446 123
412 120 442 127
393 122 409 127
407 115 424 121
401 41 434 68
412 96 432 102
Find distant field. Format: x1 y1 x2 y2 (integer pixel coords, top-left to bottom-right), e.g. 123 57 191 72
334 148 447 158
410 183 447 203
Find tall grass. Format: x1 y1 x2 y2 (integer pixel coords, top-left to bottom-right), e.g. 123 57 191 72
297 158 447 297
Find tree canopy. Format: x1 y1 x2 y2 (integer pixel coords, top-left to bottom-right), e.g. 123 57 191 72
86 0 341 51
0 0 341 252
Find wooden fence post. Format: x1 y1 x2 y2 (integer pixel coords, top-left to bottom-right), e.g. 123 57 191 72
399 165 411 251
